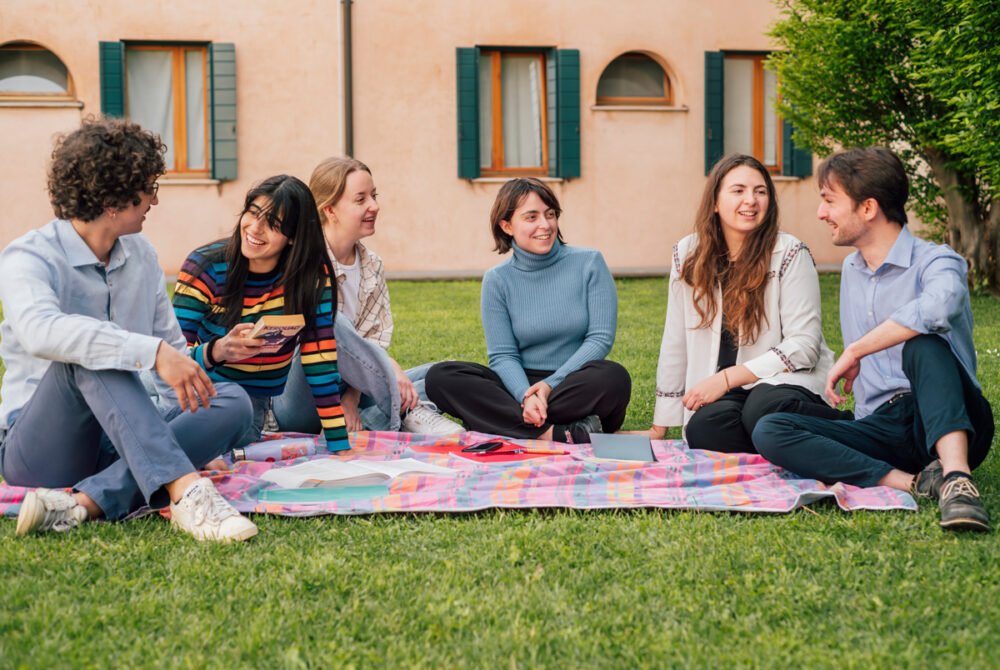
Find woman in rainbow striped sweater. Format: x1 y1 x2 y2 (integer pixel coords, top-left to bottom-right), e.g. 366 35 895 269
172 175 349 451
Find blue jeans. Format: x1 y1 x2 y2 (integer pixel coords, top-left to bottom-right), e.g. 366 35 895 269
273 358 437 433
0 362 252 520
752 335 993 487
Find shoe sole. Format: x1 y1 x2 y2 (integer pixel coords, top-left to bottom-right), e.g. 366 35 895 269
170 517 260 542
15 490 42 536
940 517 991 532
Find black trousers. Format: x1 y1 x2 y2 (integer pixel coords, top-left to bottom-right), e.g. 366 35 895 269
685 382 853 454
752 335 993 486
425 359 631 438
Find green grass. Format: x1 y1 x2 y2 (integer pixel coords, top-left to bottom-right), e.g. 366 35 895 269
2 277 1000 668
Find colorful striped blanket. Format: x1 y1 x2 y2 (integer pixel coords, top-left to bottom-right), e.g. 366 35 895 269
0 431 916 519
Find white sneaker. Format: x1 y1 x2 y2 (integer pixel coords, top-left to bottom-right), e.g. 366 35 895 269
16 488 88 536
169 478 258 542
402 404 464 435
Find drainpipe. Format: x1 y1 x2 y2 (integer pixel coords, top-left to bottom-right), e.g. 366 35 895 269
342 0 354 157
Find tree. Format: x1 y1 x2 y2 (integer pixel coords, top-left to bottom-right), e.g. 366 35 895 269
769 0 1000 293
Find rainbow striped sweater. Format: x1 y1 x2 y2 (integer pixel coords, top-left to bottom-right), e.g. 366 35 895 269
172 242 348 450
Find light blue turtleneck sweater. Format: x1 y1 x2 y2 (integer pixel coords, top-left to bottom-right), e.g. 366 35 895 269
480 239 618 401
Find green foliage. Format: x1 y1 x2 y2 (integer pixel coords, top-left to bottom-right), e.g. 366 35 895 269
768 0 999 258
2 278 1000 667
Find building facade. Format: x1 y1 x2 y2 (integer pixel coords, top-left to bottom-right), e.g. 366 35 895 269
0 0 850 276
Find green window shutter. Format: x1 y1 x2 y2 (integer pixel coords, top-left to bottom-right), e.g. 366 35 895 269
782 119 813 178
456 47 479 179
554 49 581 179
704 51 724 175
99 41 125 118
209 43 237 181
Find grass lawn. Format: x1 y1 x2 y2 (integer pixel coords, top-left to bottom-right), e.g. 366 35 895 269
2 275 1000 668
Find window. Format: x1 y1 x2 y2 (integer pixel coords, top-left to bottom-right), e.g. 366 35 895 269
126 46 208 174
596 52 672 106
704 51 811 178
99 41 237 180
478 50 548 174
456 48 580 180
0 42 73 98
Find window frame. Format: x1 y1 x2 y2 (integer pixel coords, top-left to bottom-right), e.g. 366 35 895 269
478 49 550 176
722 53 782 174
125 44 210 177
595 52 673 107
0 42 75 101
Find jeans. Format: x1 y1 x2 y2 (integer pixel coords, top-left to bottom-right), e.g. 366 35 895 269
752 335 993 487
0 362 252 520
272 358 437 433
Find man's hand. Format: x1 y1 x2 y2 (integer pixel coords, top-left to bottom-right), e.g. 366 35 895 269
682 372 728 411
825 348 861 406
212 322 263 364
341 386 363 432
155 341 216 412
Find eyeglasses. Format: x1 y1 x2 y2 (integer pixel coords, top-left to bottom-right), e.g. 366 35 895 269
143 182 159 198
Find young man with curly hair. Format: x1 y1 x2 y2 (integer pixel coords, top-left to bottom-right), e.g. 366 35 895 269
0 117 258 542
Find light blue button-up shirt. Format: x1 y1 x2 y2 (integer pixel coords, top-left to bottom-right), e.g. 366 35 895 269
840 225 978 419
0 219 185 429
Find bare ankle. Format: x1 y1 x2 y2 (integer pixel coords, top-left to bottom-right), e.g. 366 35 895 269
73 492 102 520
165 472 201 503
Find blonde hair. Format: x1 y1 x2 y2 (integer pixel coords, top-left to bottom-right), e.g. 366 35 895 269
308 156 372 226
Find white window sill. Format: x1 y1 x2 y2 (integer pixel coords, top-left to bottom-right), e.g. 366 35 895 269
161 178 221 186
471 177 564 183
0 100 83 108
590 104 688 112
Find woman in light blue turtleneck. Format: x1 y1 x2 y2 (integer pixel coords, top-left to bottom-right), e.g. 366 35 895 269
426 178 631 443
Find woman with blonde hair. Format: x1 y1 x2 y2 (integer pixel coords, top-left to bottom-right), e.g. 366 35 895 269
272 157 461 435
649 153 851 452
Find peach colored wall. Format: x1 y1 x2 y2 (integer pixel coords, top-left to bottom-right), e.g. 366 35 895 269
1 0 344 274
2 0 851 275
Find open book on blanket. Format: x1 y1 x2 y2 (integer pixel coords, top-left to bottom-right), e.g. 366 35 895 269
259 458 458 488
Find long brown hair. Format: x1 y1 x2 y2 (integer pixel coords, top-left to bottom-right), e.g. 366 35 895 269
680 154 779 344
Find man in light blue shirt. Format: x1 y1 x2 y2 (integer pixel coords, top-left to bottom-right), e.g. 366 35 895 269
753 147 993 532
0 118 257 542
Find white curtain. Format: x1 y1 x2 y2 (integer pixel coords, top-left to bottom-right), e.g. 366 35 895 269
127 49 174 168
184 50 206 170
763 69 779 167
723 58 753 157
501 56 543 168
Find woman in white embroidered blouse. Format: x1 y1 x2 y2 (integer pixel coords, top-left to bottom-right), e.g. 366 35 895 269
647 154 851 453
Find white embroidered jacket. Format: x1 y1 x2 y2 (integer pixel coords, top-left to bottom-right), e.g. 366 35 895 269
653 232 836 429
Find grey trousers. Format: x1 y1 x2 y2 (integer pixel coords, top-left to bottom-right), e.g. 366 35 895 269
0 362 252 520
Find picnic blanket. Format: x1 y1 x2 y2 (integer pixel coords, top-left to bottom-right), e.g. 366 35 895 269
0 431 916 519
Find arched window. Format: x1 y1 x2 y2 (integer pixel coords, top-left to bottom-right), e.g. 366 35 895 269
0 42 73 97
596 52 672 106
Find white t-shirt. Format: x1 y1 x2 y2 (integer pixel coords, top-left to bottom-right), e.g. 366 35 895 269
339 256 361 325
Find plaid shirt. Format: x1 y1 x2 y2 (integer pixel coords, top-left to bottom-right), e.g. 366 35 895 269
328 242 393 350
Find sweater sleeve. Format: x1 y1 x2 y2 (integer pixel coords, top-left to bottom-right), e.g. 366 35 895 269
541 250 617 391
171 248 221 371
482 268 533 400
653 243 688 427
742 242 824 379
300 275 350 451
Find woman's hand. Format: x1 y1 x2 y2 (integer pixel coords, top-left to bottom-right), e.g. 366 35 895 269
389 358 419 412
341 386 364 432
521 381 551 426
682 372 729 411
212 323 264 364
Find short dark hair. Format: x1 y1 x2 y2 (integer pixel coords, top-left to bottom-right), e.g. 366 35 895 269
47 116 166 222
489 177 565 254
817 147 909 225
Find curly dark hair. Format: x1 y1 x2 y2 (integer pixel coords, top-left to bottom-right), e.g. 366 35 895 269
47 116 166 222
